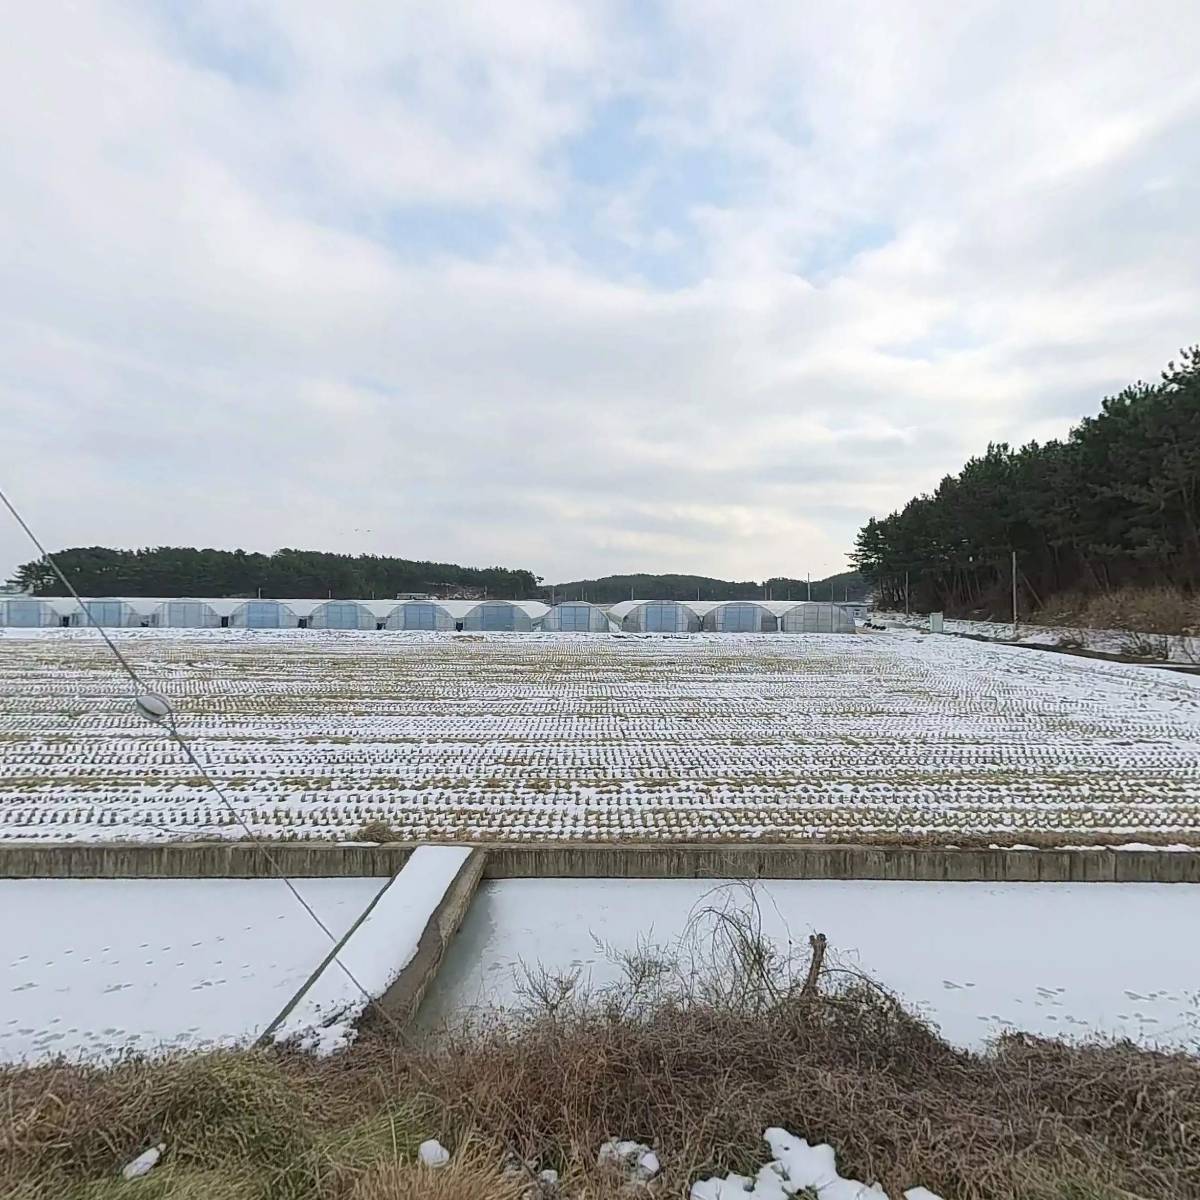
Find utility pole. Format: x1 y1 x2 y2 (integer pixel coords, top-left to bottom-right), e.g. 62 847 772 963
904 571 910 617
806 573 811 602
1011 549 1018 639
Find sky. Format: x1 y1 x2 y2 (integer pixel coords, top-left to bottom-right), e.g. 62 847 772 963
2 2 1199 585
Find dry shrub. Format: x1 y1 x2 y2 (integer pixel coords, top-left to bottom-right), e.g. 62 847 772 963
348 1142 525 1200
1037 585 1199 637
352 821 407 844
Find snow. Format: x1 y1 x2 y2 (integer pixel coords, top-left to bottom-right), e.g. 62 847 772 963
418 1138 450 1167
880 611 1200 665
122 1144 166 1180
272 846 473 1053
598 1139 659 1179
423 878 1200 1051
2 628 1199 845
0 877 382 1064
691 1127 936 1200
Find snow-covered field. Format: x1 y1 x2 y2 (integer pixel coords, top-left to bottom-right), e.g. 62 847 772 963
423 878 1200 1052
1 627 1199 844
881 611 1200 663
0 877 383 1064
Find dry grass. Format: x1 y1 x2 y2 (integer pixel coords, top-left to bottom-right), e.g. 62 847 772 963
4 904 1199 1200
1036 585 1200 637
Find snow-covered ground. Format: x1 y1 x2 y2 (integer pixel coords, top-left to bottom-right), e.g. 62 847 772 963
423 878 1200 1052
0 877 383 1064
880 611 1200 663
1 628 1199 844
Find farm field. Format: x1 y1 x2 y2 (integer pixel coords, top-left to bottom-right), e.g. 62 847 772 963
1 628 1199 845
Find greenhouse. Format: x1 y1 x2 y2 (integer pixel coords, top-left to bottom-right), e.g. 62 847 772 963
229 599 299 629
153 600 221 629
308 600 376 630
0 598 59 627
69 599 140 628
701 601 778 633
778 602 857 633
607 600 702 633
540 602 616 632
461 601 539 632
384 601 455 631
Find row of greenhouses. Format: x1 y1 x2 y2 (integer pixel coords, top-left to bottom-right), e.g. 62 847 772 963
0 596 858 634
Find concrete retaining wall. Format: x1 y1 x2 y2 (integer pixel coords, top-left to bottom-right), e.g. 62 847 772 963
2 841 1199 882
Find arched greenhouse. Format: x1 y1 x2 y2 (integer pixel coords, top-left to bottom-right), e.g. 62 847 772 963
778 602 857 633
229 599 299 629
308 600 376 630
0 598 58 627
384 601 455 631
153 600 221 628
540 602 616 632
462 601 536 632
70 599 140 628
701 601 778 632
607 600 702 633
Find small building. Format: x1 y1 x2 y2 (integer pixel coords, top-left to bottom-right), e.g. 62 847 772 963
606 600 703 633
540 602 619 632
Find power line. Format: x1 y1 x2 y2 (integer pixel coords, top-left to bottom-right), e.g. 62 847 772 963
0 483 400 1036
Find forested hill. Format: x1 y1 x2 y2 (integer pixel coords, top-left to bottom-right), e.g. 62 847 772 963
852 347 1200 618
547 571 866 604
9 547 540 600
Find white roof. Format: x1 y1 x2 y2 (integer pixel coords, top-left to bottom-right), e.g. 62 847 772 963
30 596 548 618
605 599 703 618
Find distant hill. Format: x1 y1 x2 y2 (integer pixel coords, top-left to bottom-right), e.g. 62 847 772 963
545 570 867 606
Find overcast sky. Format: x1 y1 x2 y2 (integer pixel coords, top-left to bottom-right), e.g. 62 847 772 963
2 2 1198 584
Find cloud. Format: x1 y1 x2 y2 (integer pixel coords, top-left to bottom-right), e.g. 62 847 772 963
2 1 1198 584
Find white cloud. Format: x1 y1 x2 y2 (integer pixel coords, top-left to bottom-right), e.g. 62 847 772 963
1 1 1198 584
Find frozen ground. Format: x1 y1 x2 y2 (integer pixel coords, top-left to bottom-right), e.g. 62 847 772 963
423 878 1200 1052
1 628 1199 844
0 877 382 1064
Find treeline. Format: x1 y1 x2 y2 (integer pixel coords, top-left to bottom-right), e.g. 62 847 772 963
852 347 1200 617
548 571 866 605
9 547 540 600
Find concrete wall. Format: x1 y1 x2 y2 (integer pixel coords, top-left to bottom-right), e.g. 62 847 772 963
2 841 1199 882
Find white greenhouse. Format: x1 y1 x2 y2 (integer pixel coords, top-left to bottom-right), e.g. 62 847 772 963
461 601 546 632
606 600 702 633
384 600 457 631
778 602 857 633
699 601 779 633
68 598 142 628
152 600 223 629
228 599 301 629
540 602 618 632
307 600 377 630
0 598 60 627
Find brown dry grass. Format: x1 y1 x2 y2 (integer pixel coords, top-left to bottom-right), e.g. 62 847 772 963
1035 585 1200 637
3 907 1199 1200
